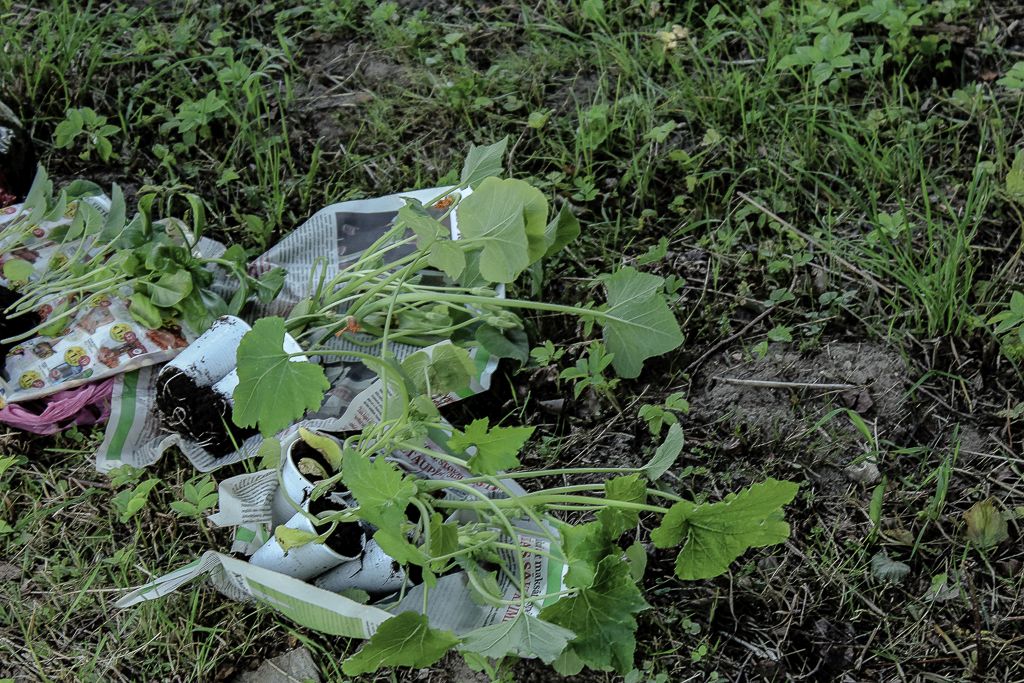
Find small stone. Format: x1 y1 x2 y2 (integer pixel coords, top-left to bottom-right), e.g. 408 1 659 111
844 460 881 485
234 647 319 683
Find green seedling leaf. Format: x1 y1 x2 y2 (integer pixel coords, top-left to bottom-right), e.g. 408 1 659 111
2 259 33 282
147 269 193 307
870 551 910 582
1008 150 1024 201
964 498 1008 550
254 267 286 303
541 555 648 674
298 427 343 471
342 447 417 531
651 479 799 580
475 325 529 364
460 613 576 664
342 612 459 675
399 200 448 247
543 203 581 257
599 267 683 378
429 513 459 559
233 317 329 436
0 456 19 479
401 344 476 397
457 177 545 283
624 541 648 582
428 239 466 279
114 478 160 523
448 417 534 475
374 529 428 566
275 525 321 552
558 520 611 590
642 423 684 481
460 137 508 188
128 293 163 329
257 436 282 470
597 474 647 538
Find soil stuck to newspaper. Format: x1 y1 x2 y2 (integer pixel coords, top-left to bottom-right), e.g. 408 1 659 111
155 370 256 456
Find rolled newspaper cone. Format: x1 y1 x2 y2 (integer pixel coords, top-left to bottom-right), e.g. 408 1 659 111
271 431 348 526
249 508 364 581
314 538 407 595
162 315 251 387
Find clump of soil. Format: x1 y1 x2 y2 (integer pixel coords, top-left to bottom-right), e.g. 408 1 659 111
155 370 257 456
690 341 910 448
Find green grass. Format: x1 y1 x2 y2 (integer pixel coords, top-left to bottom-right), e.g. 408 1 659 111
3 0 1024 680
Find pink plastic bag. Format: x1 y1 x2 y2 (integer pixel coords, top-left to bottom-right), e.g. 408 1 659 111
0 378 114 435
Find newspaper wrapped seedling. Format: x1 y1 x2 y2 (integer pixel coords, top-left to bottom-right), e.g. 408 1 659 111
0 169 284 413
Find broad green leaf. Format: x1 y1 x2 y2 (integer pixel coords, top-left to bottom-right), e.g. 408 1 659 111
599 267 683 378
147 269 193 308
460 614 575 664
541 556 648 674
399 200 447 247
460 137 508 188
342 612 459 675
642 423 684 481
427 239 466 279
298 428 343 471
128 292 163 329
557 520 610 590
233 317 329 436
447 418 534 475
651 479 799 580
341 447 417 531
964 498 1008 550
475 325 529 364
624 541 647 582
456 177 535 283
597 474 647 538
543 204 581 257
401 344 476 397
373 529 428 566
275 525 320 551
519 181 549 263
428 513 459 559
3 258 34 281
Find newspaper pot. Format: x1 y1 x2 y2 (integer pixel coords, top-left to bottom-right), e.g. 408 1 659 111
156 316 303 456
271 430 356 526
314 538 407 595
249 502 365 581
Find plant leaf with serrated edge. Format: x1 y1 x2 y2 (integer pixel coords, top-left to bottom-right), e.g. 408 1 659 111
257 437 281 470
651 479 799 580
341 447 417 531
460 613 575 664
557 520 610 590
298 428 342 471
233 317 329 436
599 267 683 378
460 137 508 188
540 555 648 674
543 203 581 257
642 423 683 481
342 612 459 675
275 525 320 552
429 513 459 559
448 417 534 475
597 474 647 538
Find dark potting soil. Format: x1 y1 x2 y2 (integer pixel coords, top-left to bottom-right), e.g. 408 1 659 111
155 370 257 456
306 494 363 557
